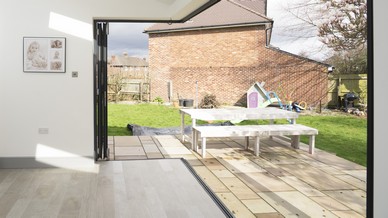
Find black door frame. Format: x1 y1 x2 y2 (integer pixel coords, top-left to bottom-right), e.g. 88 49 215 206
92 20 175 162
93 21 109 161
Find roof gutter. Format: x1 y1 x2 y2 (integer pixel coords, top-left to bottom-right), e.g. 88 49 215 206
265 20 273 47
144 21 272 34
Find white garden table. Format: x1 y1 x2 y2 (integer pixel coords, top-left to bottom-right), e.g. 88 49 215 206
179 107 299 150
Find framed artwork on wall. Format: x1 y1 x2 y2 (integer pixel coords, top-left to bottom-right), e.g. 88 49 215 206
23 37 66 73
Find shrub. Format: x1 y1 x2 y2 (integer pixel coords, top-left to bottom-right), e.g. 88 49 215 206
199 94 220 109
153 96 164 104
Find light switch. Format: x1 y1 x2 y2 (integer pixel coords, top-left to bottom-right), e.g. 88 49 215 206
38 128 49 134
72 71 78 78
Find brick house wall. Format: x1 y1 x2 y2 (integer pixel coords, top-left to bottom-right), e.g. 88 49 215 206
148 25 329 107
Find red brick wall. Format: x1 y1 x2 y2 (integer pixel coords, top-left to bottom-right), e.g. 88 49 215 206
148 26 328 107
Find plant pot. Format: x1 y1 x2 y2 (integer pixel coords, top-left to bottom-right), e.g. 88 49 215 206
179 99 185 106
184 99 194 107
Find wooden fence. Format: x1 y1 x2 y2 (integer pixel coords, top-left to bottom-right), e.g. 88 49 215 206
327 74 367 108
108 80 151 102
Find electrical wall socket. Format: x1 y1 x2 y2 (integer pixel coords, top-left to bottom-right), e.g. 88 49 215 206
38 128 49 134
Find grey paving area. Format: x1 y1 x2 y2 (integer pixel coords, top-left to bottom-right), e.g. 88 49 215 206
109 135 367 218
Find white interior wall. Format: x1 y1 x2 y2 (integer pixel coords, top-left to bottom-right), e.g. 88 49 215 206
0 1 96 166
0 0 211 167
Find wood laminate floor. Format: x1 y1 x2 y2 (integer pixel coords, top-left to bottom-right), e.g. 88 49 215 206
0 159 230 218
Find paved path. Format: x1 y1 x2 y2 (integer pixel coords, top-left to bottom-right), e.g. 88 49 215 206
110 135 366 218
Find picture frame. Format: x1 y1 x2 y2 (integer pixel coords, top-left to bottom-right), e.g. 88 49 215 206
23 37 66 73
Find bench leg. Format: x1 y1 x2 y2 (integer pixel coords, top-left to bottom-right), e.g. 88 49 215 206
254 137 260 156
181 113 185 142
291 135 300 149
245 136 249 150
193 129 198 152
201 137 207 158
191 118 197 150
309 135 315 155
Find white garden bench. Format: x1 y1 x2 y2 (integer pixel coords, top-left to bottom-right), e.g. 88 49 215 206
192 124 318 158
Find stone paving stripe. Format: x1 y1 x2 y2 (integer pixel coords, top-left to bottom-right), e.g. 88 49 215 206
115 147 145 156
211 169 235 178
114 136 141 147
192 166 229 193
241 198 277 214
215 192 256 218
279 164 356 191
259 191 338 218
219 177 260 200
331 210 365 218
323 190 366 217
309 196 349 211
279 176 325 197
335 174 366 191
236 172 294 193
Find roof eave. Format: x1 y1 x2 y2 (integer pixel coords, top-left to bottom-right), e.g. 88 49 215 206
266 45 330 66
144 21 272 34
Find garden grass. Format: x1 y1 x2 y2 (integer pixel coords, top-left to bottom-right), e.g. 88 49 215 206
108 103 367 166
108 103 195 135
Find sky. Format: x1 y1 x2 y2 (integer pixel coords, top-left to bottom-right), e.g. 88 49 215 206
108 22 153 59
107 0 332 61
267 0 333 61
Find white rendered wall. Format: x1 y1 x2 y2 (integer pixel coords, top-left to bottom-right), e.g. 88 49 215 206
0 0 205 167
0 1 95 167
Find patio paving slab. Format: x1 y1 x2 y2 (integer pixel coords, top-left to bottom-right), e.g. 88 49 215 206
247 157 279 169
192 166 230 193
145 152 164 159
142 144 160 153
114 155 147 160
255 213 285 218
323 190 366 217
223 140 246 148
279 164 355 191
217 158 267 174
343 169 367 181
219 177 260 200
114 136 141 147
200 158 227 170
263 167 292 177
309 151 366 170
211 169 235 178
312 165 345 175
278 176 325 197
259 152 304 165
258 191 338 218
332 210 365 218
115 147 145 156
236 172 294 193
159 147 192 155
334 174 366 191
241 198 277 214
309 196 349 211
215 192 256 218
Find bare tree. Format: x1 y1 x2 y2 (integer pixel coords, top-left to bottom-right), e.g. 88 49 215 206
326 46 367 74
281 0 367 52
318 0 367 51
277 0 367 74
108 70 126 103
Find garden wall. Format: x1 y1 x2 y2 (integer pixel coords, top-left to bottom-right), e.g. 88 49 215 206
148 26 329 107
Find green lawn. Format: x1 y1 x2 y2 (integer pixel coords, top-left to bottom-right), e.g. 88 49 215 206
108 103 193 135
108 103 367 166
